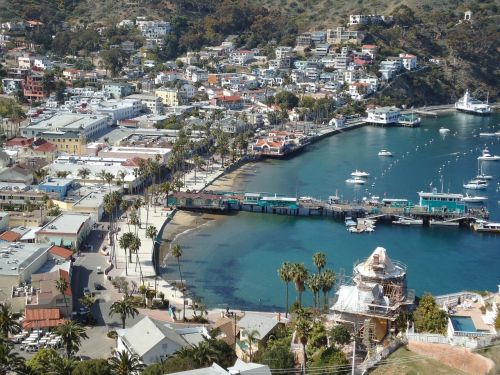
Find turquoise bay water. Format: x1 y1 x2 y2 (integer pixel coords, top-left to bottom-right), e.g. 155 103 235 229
164 113 500 311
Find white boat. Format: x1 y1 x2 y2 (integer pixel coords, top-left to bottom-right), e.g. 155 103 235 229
345 177 366 184
475 160 493 180
351 170 370 178
463 179 488 190
479 133 496 137
478 148 500 161
392 218 423 225
345 217 357 227
430 219 460 227
461 194 488 203
439 127 450 134
378 150 393 157
455 90 491 115
473 221 500 233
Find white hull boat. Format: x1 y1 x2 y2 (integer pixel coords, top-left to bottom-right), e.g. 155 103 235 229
392 218 423 225
351 170 370 178
378 150 393 157
455 90 491 115
430 219 460 227
463 182 487 190
461 194 488 203
473 222 500 233
346 177 366 184
439 127 450 134
478 148 500 161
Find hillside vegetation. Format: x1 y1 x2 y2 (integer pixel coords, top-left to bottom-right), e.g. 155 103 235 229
0 0 498 104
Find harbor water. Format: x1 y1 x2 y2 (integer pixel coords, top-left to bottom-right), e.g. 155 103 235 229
163 113 500 311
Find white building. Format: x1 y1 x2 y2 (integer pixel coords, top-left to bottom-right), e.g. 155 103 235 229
117 316 208 365
33 57 53 70
326 27 364 44
94 99 145 123
275 46 293 60
21 114 110 140
18 56 34 69
136 20 171 39
126 94 164 114
399 53 417 70
366 106 401 124
349 14 391 26
230 50 255 65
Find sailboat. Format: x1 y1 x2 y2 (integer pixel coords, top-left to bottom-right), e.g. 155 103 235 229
476 160 493 180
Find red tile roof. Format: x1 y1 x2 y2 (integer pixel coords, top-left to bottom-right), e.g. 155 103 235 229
23 308 65 329
5 137 33 147
33 140 57 153
49 245 73 260
0 231 22 242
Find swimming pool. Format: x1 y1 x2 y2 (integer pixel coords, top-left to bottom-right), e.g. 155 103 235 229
450 316 477 332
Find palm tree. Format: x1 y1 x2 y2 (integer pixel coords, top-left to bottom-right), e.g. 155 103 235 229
146 225 157 245
307 274 321 310
320 269 336 312
277 262 293 318
171 244 186 320
243 329 260 362
0 338 24 374
77 167 91 186
192 155 205 185
291 263 308 308
55 277 70 317
129 234 142 277
78 295 96 322
190 341 219 367
0 303 21 338
33 168 48 184
109 297 139 329
160 182 172 207
55 321 88 359
47 355 77 375
119 232 134 275
108 350 144 375
312 252 326 275
295 318 312 365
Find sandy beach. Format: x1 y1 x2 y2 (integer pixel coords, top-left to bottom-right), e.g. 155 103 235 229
159 161 260 267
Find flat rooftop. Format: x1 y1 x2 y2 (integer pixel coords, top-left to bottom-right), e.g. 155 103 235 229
22 114 108 133
38 213 91 235
72 191 106 209
0 242 50 276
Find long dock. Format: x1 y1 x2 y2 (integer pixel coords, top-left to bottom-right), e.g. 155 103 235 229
168 192 489 228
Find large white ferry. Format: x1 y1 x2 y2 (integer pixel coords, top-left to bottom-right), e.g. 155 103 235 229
455 90 491 115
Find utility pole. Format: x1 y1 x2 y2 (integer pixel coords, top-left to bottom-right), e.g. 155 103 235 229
351 337 356 375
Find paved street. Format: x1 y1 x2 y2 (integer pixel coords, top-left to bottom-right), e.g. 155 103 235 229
71 242 145 358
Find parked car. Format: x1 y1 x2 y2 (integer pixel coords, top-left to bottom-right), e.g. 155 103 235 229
83 287 91 296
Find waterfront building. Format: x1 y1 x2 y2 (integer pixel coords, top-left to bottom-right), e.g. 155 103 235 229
330 247 414 342
417 189 466 214
365 106 401 124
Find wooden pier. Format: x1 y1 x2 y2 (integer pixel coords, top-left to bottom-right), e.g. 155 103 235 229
168 192 489 228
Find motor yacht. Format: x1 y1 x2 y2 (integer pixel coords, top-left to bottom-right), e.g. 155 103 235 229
378 150 393 157
351 170 370 178
478 148 500 161
345 177 366 184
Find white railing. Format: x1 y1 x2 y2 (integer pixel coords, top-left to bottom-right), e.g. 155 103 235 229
406 332 449 344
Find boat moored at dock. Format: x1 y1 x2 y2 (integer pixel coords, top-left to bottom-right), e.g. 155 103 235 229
392 217 423 225
461 194 488 203
455 90 491 115
473 221 500 233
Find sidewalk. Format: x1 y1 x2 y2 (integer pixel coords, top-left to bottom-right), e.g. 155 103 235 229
108 204 189 307
180 160 225 193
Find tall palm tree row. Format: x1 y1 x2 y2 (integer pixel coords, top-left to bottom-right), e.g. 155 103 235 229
278 252 336 311
171 244 186 321
277 262 293 318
